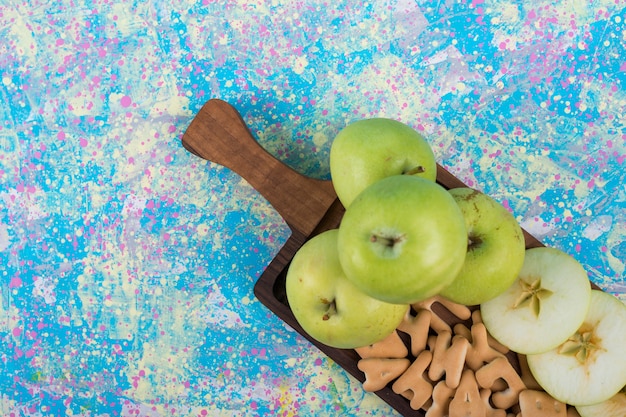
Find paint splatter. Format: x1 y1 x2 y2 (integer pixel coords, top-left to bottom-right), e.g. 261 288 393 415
1 0 624 415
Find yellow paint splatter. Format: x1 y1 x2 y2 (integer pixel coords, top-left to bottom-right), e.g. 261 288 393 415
275 383 301 417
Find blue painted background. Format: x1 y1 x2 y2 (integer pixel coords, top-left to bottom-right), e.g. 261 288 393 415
1 1 624 415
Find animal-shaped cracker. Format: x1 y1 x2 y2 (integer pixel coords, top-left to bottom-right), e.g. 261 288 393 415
518 389 567 417
459 322 507 371
476 357 526 410
480 389 507 417
355 330 409 359
396 308 431 356
357 357 411 392
427 329 470 389
425 380 456 417
391 349 434 411
412 295 472 333
449 369 487 417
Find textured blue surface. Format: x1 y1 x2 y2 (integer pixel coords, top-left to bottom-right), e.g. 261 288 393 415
1 1 625 415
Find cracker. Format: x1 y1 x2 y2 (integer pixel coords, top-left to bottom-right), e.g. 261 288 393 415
425 380 456 417
391 349 434 411
354 292 570 417
480 389 507 417
427 329 470 389
518 389 567 417
464 322 507 371
453 322 472 339
449 368 487 417
396 308 431 357
355 330 409 359
476 357 526 410
488 377 511 393
421 397 434 412
412 295 472 333
357 357 411 392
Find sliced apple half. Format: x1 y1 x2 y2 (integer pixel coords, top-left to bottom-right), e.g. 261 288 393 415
480 246 591 355
576 386 626 417
527 290 626 407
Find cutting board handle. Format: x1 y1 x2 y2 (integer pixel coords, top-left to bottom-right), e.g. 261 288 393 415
181 99 338 237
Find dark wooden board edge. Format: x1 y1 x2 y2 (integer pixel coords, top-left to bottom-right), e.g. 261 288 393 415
253 163 598 417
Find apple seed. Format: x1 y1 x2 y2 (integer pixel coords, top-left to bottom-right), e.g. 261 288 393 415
512 277 554 318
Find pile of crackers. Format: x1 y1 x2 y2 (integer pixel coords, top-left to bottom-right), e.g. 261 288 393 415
355 296 581 417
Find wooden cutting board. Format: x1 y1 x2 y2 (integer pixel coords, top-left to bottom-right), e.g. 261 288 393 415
181 98 547 416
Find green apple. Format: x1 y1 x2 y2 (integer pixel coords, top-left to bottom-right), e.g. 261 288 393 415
439 187 526 306
480 246 591 355
576 386 626 417
329 117 437 208
285 229 408 349
527 290 626 407
337 175 467 305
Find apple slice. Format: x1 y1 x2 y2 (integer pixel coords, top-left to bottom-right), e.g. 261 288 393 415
576 386 626 417
527 290 626 407
440 187 526 306
480 246 591 355
285 229 408 349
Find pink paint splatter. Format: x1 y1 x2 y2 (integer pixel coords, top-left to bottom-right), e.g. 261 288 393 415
9 276 22 288
120 95 132 107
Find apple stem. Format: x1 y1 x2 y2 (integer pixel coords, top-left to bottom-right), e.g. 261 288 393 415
371 234 405 248
467 235 482 250
403 165 425 175
322 299 337 321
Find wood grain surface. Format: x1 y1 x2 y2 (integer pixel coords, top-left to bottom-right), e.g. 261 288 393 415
182 98 337 239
